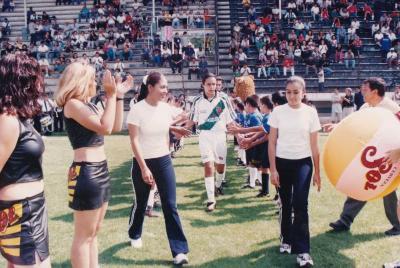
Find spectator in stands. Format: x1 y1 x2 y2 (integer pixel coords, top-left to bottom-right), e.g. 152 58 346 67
371 21 380 36
1 18 11 36
188 58 199 80
311 4 320 22
331 88 342 123
267 56 280 79
342 88 354 118
317 68 325 92
113 58 125 72
152 46 162 67
375 30 384 46
363 3 374 20
79 4 90 23
381 34 392 58
238 48 247 66
53 58 66 74
351 36 363 58
198 56 208 78
387 48 398 69
256 57 267 78
38 55 50 77
160 45 171 66
283 55 295 77
344 49 355 69
185 43 196 62
354 87 364 110
91 50 102 68
170 49 183 74
240 63 252 76
37 41 50 61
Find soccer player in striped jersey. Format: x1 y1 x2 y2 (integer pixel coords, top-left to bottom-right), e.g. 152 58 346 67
186 73 236 212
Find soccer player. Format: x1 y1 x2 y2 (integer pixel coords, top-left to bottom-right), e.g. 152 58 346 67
186 73 236 212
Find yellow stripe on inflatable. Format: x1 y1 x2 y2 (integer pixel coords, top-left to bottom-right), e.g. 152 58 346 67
375 175 400 200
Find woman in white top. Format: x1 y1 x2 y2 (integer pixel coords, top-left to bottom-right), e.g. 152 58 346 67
126 72 190 265
268 76 321 267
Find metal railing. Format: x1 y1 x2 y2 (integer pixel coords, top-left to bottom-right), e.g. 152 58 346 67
214 0 220 75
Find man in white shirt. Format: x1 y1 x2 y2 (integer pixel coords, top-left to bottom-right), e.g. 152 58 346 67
240 64 252 76
186 74 236 212
91 51 104 72
387 48 398 68
37 42 49 60
329 77 400 237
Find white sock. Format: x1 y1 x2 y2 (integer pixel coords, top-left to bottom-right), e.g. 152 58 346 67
257 170 262 182
249 168 257 187
222 170 226 182
204 176 215 203
239 149 246 164
215 172 223 188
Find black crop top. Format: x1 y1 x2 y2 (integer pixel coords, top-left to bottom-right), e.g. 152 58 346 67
0 119 44 189
65 102 105 150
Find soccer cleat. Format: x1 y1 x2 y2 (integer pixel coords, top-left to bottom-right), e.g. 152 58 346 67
329 220 350 232
383 260 400 268
297 253 314 267
215 186 224 196
173 253 189 265
130 238 143 248
241 184 255 189
205 202 216 212
256 192 269 198
279 243 291 254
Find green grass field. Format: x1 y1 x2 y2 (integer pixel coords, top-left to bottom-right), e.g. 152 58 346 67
1 134 399 267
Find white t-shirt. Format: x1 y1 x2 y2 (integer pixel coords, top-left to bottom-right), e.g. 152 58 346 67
126 100 174 159
361 97 400 113
268 103 321 159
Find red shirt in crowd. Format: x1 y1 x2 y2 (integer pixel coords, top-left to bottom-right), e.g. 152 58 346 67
283 58 294 68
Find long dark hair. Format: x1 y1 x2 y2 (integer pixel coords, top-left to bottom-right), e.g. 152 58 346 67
0 54 42 119
137 72 163 102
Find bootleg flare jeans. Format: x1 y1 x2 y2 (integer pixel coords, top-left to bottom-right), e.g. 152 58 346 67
128 154 189 257
276 157 313 254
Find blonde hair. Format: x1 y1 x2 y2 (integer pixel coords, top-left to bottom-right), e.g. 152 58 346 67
55 61 96 107
286 76 306 92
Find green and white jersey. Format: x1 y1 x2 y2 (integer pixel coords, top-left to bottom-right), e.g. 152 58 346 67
189 92 236 132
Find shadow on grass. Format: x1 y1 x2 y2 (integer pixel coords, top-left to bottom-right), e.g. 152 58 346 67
194 232 384 268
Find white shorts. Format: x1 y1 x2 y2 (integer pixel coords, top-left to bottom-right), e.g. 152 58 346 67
198 131 227 164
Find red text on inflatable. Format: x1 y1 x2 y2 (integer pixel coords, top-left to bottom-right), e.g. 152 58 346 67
0 206 20 233
361 146 392 191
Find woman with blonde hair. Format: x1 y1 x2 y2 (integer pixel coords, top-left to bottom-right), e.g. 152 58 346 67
55 61 133 268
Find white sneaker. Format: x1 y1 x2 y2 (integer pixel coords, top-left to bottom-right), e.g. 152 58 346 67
383 260 400 268
173 253 189 265
130 238 142 248
297 253 314 267
279 243 291 254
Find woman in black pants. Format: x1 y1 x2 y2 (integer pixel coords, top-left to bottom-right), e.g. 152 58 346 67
268 76 321 267
127 72 190 265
